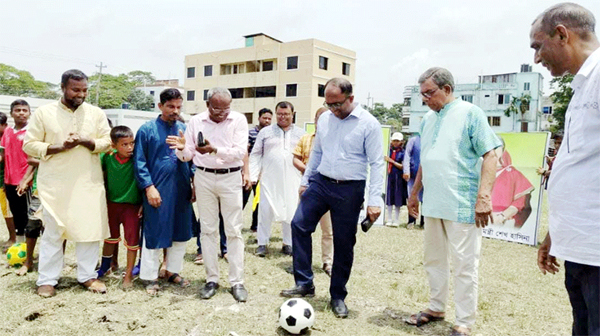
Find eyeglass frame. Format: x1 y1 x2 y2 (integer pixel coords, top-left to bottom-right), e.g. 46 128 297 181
323 96 350 109
420 87 439 99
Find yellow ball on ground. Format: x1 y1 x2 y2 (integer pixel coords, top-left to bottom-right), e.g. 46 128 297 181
6 243 27 267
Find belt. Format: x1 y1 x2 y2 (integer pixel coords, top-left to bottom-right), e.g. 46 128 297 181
196 166 242 174
320 174 363 184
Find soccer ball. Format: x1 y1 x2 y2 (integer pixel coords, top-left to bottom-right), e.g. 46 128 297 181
6 243 27 266
278 298 315 334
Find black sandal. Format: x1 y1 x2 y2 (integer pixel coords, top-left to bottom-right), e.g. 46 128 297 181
167 273 190 287
405 311 445 327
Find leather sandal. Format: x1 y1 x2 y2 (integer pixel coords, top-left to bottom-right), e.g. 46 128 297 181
81 279 107 294
405 310 445 327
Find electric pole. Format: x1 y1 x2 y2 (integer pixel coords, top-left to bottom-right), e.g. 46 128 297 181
95 62 107 106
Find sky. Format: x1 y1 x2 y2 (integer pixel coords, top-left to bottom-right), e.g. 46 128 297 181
2 0 600 106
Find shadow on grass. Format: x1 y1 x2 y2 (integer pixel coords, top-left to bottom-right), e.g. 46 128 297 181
367 307 452 335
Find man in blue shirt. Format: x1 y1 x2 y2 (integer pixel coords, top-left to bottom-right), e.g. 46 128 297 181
406 68 500 336
280 78 384 318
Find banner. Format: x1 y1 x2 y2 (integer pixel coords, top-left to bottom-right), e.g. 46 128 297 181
482 132 550 246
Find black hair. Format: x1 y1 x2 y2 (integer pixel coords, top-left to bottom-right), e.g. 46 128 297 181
0 112 7 125
10 99 30 113
159 88 182 104
61 69 88 87
258 108 273 117
110 125 134 143
275 101 294 112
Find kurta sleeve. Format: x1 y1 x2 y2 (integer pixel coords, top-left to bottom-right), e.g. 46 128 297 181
92 111 111 154
403 137 414 176
23 108 52 160
249 128 265 182
134 125 153 190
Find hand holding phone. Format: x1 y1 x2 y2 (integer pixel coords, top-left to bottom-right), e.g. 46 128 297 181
360 216 374 233
197 131 206 147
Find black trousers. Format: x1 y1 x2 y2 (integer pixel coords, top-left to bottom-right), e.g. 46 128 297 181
242 183 259 231
4 184 30 236
565 260 600 336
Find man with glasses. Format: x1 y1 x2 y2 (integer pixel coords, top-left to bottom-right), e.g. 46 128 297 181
280 78 384 318
169 87 249 302
250 101 305 257
406 67 500 336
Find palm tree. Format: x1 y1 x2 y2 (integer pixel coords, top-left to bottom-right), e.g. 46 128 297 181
504 94 531 132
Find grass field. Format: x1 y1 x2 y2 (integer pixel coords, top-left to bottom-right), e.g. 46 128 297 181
0 194 571 336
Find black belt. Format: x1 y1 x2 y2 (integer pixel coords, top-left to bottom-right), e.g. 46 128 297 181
196 166 242 174
320 174 363 184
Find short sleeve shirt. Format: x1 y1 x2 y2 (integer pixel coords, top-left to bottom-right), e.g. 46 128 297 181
419 99 501 224
101 151 142 205
292 133 315 164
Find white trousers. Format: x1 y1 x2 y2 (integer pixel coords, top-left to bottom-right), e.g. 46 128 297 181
196 170 244 285
320 211 333 266
424 217 482 329
37 210 99 286
257 196 292 246
140 240 187 281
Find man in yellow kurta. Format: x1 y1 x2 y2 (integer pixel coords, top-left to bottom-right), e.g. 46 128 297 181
23 69 111 297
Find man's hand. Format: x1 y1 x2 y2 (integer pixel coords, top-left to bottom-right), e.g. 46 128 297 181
474 193 493 228
16 179 30 196
196 139 216 155
137 206 143 218
538 233 560 274
242 174 252 190
366 206 381 223
407 194 419 218
298 185 308 197
145 185 162 208
403 173 410 182
63 133 80 149
166 130 186 150
190 181 196 203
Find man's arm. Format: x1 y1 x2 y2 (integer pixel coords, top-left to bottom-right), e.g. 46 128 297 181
174 120 196 162
213 115 248 162
365 121 385 222
407 166 423 218
474 149 497 228
133 127 161 208
300 133 322 189
403 138 414 180
293 154 306 174
537 233 560 274
249 129 265 183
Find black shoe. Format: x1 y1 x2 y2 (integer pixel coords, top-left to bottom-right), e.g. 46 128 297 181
230 284 248 302
331 299 348 318
281 244 293 256
280 285 315 298
322 263 332 277
255 245 268 257
199 281 219 300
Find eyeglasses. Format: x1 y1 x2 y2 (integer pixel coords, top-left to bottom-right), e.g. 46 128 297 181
323 96 349 109
420 88 439 98
209 106 230 113
276 112 292 117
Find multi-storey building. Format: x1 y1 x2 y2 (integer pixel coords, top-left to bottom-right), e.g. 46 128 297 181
183 33 356 126
404 65 544 133
135 79 184 113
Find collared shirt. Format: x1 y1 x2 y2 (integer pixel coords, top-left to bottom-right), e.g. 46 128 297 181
548 47 600 267
292 133 315 164
176 110 248 169
420 99 501 224
248 125 261 153
302 104 384 207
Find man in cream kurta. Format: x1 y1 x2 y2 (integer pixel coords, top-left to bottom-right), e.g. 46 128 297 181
250 102 305 257
23 69 111 297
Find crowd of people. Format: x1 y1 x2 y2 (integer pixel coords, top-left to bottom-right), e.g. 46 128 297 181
0 3 598 336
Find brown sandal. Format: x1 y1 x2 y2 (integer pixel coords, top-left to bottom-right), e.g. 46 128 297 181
81 279 107 294
405 311 445 327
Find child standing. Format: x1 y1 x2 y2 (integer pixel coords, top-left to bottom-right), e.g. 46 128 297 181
384 132 408 227
0 112 16 250
16 158 41 276
97 126 142 289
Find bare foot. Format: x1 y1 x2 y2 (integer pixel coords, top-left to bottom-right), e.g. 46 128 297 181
146 281 160 295
16 264 30 276
158 262 167 279
122 276 134 290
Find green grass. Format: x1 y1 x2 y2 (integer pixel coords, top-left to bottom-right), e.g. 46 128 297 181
0 194 570 335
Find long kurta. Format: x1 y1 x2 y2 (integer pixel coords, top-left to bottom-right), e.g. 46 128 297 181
134 117 194 249
249 124 305 222
22 101 111 242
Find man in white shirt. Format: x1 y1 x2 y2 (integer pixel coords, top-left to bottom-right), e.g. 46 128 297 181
531 3 600 335
168 87 249 302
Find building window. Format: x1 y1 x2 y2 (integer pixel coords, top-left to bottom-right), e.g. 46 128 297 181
542 106 553 114
524 82 531 90
244 112 253 124
204 65 212 77
149 90 154 96
255 86 276 97
150 103 155 108
318 84 325 97
402 117 410 126
422 101 427 106
342 62 350 76
498 94 510 105
262 61 274 71
286 84 297 97
319 56 328 70
461 95 474 103
187 67 195 78
287 56 298 70
487 116 501 126
230 88 244 99
187 90 195 101
203 89 209 101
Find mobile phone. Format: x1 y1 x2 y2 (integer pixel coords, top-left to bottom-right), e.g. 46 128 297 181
360 216 374 233
197 131 206 147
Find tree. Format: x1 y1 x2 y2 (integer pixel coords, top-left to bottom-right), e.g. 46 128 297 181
88 70 156 110
548 74 574 134
504 93 531 132
127 70 155 86
127 89 154 111
364 102 404 131
0 63 60 99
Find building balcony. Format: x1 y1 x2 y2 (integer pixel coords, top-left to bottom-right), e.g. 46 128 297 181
216 71 279 88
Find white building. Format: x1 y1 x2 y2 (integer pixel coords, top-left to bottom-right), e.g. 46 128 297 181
135 79 184 113
405 65 544 133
